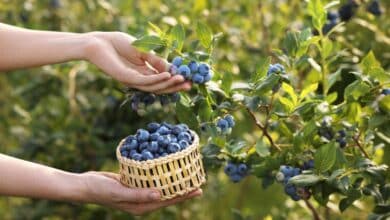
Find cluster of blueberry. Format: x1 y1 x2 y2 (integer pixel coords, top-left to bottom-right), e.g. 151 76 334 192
320 0 382 35
224 161 249 183
129 91 180 111
317 117 348 148
276 161 313 201
119 122 194 161
216 114 235 134
267 63 286 76
170 56 213 84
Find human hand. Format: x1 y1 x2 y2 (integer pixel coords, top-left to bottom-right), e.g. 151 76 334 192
83 32 192 94
81 171 202 215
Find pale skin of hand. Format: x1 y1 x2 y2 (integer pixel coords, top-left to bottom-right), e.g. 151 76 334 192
0 154 202 215
0 23 192 93
0 23 200 215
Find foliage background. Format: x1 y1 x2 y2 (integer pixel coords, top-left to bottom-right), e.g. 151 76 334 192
0 0 389 219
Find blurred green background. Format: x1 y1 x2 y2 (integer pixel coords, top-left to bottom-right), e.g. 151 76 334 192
0 0 389 219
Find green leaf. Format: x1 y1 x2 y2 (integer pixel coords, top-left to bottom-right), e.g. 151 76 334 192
283 31 299 56
278 96 294 113
307 0 327 32
148 22 165 37
360 51 381 75
254 74 280 95
169 24 185 51
196 22 213 49
132 35 165 52
255 140 270 157
379 96 390 112
344 102 362 123
314 142 337 173
176 95 198 129
328 69 342 89
221 72 233 93
252 57 271 83
344 80 370 101
325 92 338 104
282 83 298 106
300 83 318 100
289 174 322 187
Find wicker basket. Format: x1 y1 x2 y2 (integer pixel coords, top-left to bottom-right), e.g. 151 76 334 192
116 131 206 200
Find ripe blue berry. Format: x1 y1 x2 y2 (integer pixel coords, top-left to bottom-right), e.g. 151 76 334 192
224 162 238 176
217 119 229 131
142 94 156 105
157 135 169 147
237 163 248 175
198 63 210 75
381 88 390 95
136 129 150 142
203 71 212 82
171 125 183 135
367 0 382 16
150 133 160 141
170 93 181 102
172 56 183 67
230 174 243 183
142 151 154 160
285 185 296 195
157 126 170 135
147 123 160 133
224 114 235 128
168 134 178 143
148 141 159 153
327 11 339 21
178 65 191 79
132 153 143 161
168 143 181 153
169 65 178 75
159 95 170 106
188 61 198 73
267 63 285 76
192 74 204 84
179 140 189 149
139 142 149 151
178 132 192 142
338 0 358 22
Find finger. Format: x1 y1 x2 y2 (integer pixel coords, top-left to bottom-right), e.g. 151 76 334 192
133 75 185 92
128 71 172 86
141 53 170 73
155 81 192 94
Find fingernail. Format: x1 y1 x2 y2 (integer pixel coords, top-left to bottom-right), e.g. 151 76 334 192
150 192 160 200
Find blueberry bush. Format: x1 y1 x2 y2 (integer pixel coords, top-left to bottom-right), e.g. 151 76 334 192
0 0 389 219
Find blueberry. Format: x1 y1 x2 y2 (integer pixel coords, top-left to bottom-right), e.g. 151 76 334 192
381 88 390 95
217 119 229 131
230 174 243 183
188 61 198 73
178 123 189 131
49 0 62 9
280 166 294 177
327 11 339 21
169 65 178 75
157 135 169 147
192 74 204 84
322 21 337 35
367 0 382 16
285 185 296 195
170 93 181 102
131 153 143 161
142 94 156 105
292 168 301 176
120 150 129 157
168 143 181 153
142 151 154 160
224 162 238 176
338 130 346 137
157 126 170 135
178 65 191 79
136 129 150 142
203 71 212 82
139 142 149 151
162 122 173 129
338 0 358 22
148 141 159 153
303 160 315 170
161 152 169 157
267 63 285 76
179 140 189 149
273 63 285 73
171 125 183 135
172 56 183 67
237 163 248 175
147 123 160 133
224 114 235 128
198 63 210 75
159 95 170 106
337 138 347 148
168 134 178 143
150 133 160 141
154 153 161 158
123 139 138 150
290 194 301 201
178 132 192 142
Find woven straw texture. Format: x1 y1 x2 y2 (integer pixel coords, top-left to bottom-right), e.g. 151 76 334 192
116 131 206 200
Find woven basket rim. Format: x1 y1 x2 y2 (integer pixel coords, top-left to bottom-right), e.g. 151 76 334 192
116 130 200 167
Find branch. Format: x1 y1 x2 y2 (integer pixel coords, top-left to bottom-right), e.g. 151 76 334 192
304 200 321 220
352 133 370 159
246 108 281 151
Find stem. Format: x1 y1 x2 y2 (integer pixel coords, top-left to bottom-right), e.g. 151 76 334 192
304 200 321 220
246 108 281 151
352 133 370 159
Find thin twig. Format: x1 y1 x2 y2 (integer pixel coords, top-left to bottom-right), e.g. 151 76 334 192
352 133 370 159
304 200 321 220
246 108 281 151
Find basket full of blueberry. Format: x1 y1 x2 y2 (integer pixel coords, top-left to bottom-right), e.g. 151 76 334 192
116 122 206 200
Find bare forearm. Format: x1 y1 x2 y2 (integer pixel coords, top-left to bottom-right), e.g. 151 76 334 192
0 23 90 71
0 153 86 202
